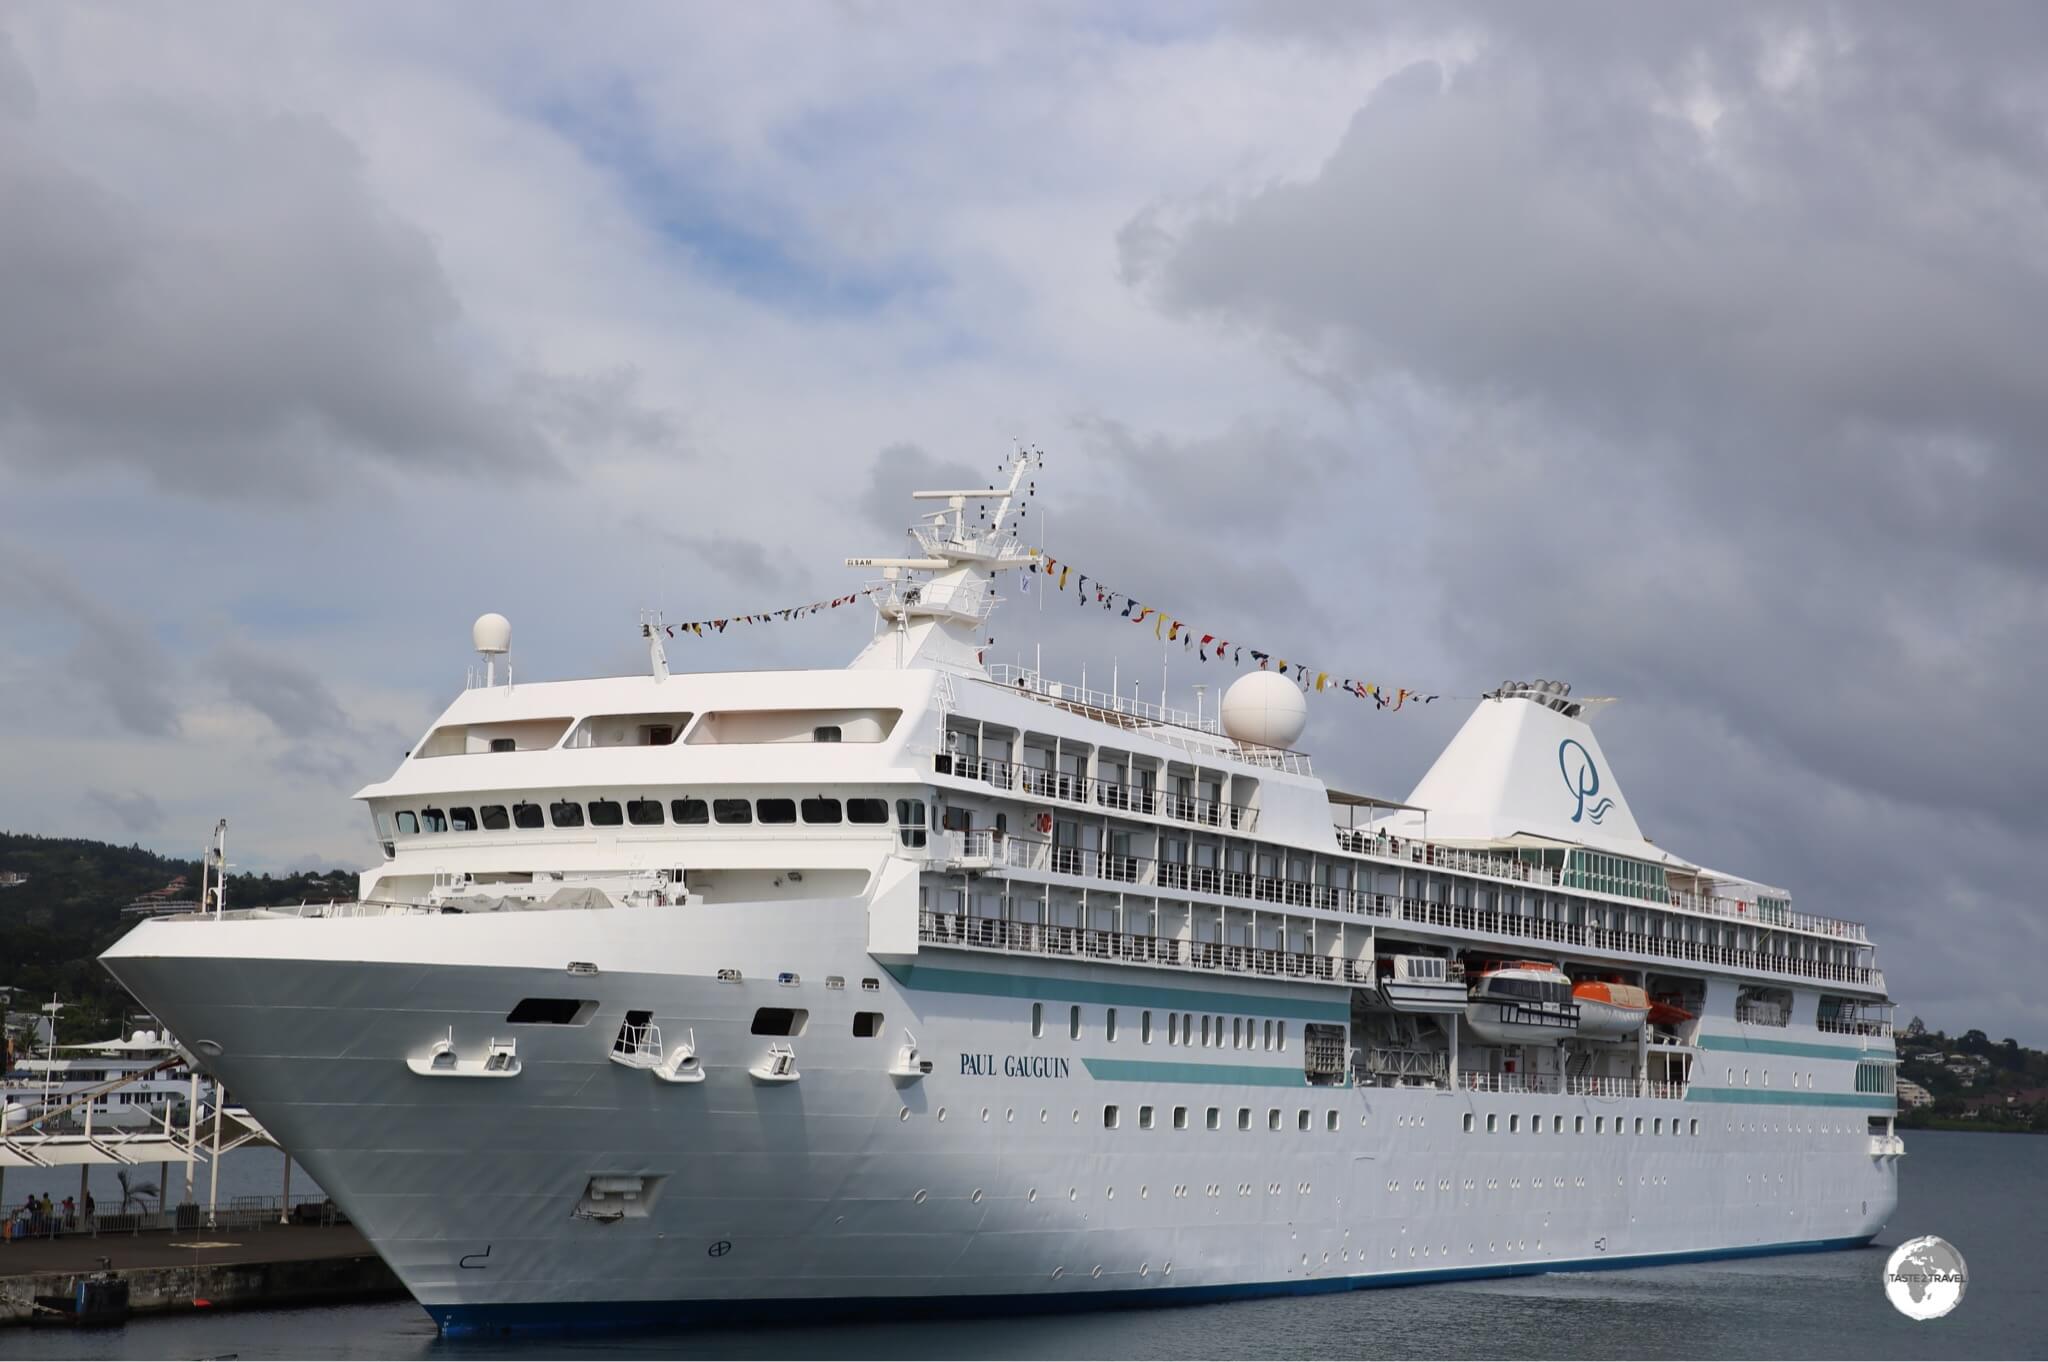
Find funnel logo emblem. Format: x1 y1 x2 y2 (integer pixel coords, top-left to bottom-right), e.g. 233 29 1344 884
1559 739 1614 824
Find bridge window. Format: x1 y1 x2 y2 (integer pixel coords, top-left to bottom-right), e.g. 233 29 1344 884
813 726 842 743
672 798 708 825
801 797 842 824
513 802 544 829
549 800 584 828
713 799 753 825
896 799 927 848
757 798 797 825
395 811 419 835
421 807 448 833
626 799 664 826
847 798 888 824
480 805 509 831
588 799 624 827
449 807 477 831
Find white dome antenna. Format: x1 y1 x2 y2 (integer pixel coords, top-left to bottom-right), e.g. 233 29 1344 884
1220 672 1308 750
472 613 511 688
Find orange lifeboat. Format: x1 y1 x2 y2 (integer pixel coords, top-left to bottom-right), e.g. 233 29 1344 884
1571 980 1650 1038
1646 997 1695 1028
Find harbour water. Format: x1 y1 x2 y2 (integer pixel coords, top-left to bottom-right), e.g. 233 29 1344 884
5 1131 2038 1359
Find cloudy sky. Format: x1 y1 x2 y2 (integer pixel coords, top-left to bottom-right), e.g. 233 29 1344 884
1 4 2041 1042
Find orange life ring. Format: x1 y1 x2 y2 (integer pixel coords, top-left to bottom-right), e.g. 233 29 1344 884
1035 811 1054 835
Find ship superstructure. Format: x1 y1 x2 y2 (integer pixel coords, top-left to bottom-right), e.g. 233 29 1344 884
102 453 1899 1334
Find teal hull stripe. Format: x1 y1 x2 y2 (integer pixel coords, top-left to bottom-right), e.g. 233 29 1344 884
1697 1034 1895 1062
1082 1057 1332 1088
1686 1087 1894 1109
881 962 1348 1021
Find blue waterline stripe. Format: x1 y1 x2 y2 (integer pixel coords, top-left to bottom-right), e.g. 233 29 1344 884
1696 1033 1895 1061
880 961 1348 1022
1082 1057 1333 1087
1686 1087 1895 1109
426 1235 1878 1336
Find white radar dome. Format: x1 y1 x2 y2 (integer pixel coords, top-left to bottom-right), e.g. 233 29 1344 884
472 613 511 654
1220 671 1308 749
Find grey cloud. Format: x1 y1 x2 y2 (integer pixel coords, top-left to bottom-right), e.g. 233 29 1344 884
0 544 181 737
205 642 353 737
631 522 801 595
85 788 163 836
520 367 687 458
860 443 1000 535
0 64 553 497
1130 7 2048 1034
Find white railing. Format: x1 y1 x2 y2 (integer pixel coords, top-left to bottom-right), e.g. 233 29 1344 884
1333 827 1868 945
1735 1001 1790 1027
869 575 994 621
917 830 1882 990
977 667 1314 776
1461 1071 1689 1101
937 753 1259 833
917 910 1373 986
611 1022 662 1066
1817 1017 1894 1037
1361 1048 1449 1080
1566 1074 1636 1098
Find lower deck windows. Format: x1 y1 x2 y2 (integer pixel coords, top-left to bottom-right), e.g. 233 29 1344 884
505 998 596 1025
750 1007 808 1036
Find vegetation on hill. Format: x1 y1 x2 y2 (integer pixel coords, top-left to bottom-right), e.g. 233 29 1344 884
1895 1017 2048 1133
0 831 356 1053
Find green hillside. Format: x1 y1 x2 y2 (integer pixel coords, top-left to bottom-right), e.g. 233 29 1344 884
0 831 356 1047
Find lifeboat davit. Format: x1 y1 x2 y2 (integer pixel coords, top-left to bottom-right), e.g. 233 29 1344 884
1571 980 1650 1038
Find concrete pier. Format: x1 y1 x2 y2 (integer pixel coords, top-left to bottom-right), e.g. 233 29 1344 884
0 1222 404 1325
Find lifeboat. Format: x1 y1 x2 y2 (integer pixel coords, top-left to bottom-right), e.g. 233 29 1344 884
1571 980 1650 1039
1646 998 1695 1028
1464 961 1579 1045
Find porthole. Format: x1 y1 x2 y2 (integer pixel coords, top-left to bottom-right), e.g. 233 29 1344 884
1051 1266 1065 1280
899 1108 910 1122
1006 1108 1015 1123
1106 1187 1115 1200
971 1188 983 1203
1028 1188 1038 1202
1068 1188 1077 1201
981 1107 990 1122
1140 1262 1150 1277
1091 1265 1102 1280
937 1107 947 1122
913 1189 928 1203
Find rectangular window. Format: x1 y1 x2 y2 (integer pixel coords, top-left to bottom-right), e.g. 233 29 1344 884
800 796 842 824
1070 1005 1082 1040
1139 1105 1155 1129
626 798 664 826
895 798 927 848
1487 1113 1499 1133
846 798 889 824
1635 1117 1645 1135
1510 1114 1521 1133
512 802 544 829
480 804 509 831
1207 1107 1221 1131
750 1007 808 1036
1297 1109 1310 1132
1263 1019 1273 1050
1689 1118 1700 1136
449 806 477 831
1595 1116 1605 1134
757 798 796 824
1530 1114 1540 1137
1201 1015 1211 1047
1167 1013 1179 1045
1654 1118 1664 1135
396 810 419 834
1232 1018 1243 1049
713 798 753 824
1326 1110 1339 1132
1238 1107 1252 1130
852 1011 882 1038
505 998 595 1025
1104 1105 1120 1129
1464 1113 1475 1133
1553 1115 1564 1134
1277 1021 1288 1052
1031 1002 1044 1038
422 807 448 832
1269 1108 1282 1131
1106 1008 1119 1043
1173 1106 1189 1130
812 725 843 743
1574 1116 1585 1134
588 799 624 827
548 800 584 828
672 798 709 825
1141 1010 1153 1044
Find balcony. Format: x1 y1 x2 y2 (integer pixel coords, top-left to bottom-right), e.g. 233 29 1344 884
935 753 1258 833
917 909 1373 987
915 830 1884 993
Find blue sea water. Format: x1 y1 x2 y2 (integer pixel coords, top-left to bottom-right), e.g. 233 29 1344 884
9 1130 2043 1359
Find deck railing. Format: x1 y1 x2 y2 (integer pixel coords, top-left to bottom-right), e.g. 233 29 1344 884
977 666 1314 775
921 831 1881 991
917 910 1373 986
937 752 1259 834
1461 1071 1689 1101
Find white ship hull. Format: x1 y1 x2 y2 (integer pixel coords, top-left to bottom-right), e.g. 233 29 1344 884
104 902 1898 1334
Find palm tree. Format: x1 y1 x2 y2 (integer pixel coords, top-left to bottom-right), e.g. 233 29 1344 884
114 1169 159 1216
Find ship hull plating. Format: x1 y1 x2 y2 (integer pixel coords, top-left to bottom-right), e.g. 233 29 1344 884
103 903 1898 1332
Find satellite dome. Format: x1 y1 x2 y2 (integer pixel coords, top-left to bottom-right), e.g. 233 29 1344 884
472 613 512 654
1220 671 1308 749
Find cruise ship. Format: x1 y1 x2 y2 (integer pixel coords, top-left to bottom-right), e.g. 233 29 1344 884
102 453 1900 1334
